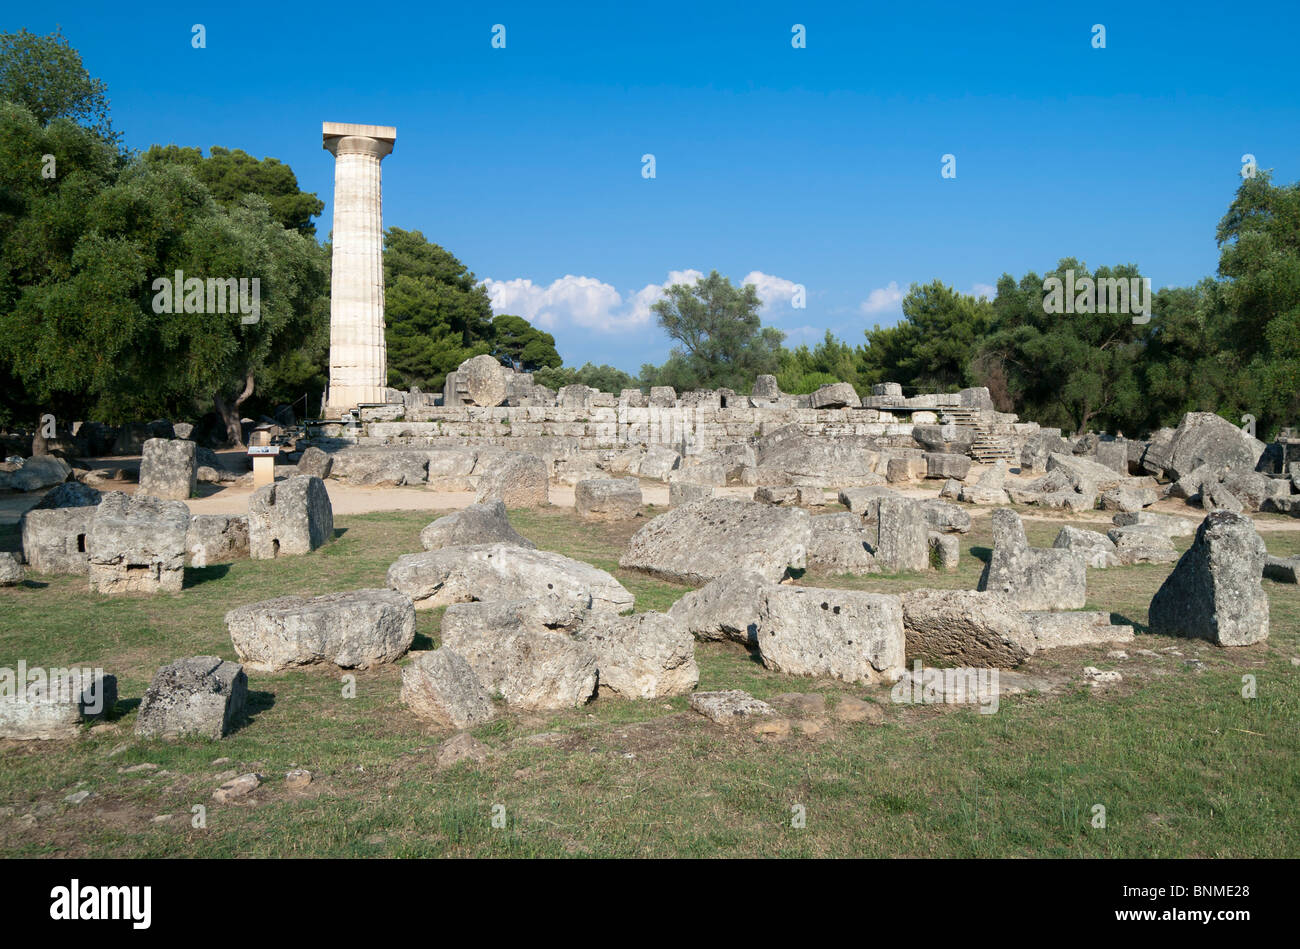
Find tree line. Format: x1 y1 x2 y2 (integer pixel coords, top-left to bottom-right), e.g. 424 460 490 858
2 29 1296 443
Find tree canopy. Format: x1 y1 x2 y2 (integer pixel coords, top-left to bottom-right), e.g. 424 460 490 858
382 228 497 393
0 27 114 141
143 145 325 235
649 270 784 391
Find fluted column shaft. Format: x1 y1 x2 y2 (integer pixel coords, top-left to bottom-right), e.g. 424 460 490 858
322 125 395 415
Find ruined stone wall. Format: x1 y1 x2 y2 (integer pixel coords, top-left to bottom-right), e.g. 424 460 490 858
320 403 1033 457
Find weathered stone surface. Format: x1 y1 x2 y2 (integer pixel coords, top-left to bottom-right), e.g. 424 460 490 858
575 478 642 520
921 499 971 533
1052 526 1120 568
1219 467 1275 512
667 569 769 644
32 482 102 510
1163 412 1264 482
9 455 70 491
752 375 781 400
754 485 798 505
19 506 93 574
248 475 333 559
187 514 249 567
1025 612 1135 649
1045 452 1128 494
927 531 960 570
440 621 597 711
671 458 726 486
754 585 906 684
138 438 197 500
837 486 896 516
439 594 588 641
925 452 972 480
648 386 677 407
1263 494 1300 517
913 424 975 455
754 429 883 487
668 481 714 506
459 353 509 407
475 452 548 507
296 446 333 480
0 669 117 740
575 611 699 698
1106 525 1179 565
875 496 929 572
689 690 773 724
959 460 1011 505
400 648 497 729
1020 430 1071 470
213 773 260 803
1137 427 1177 477
1100 485 1157 512
1172 461 1225 501
226 589 416 671
794 484 826 506
1094 437 1129 474
425 449 479 488
809 382 860 409
1203 481 1243 513
620 498 810 585
901 589 1036 668
978 508 1086 610
1111 511 1199 538
1263 555 1299 584
389 544 634 612
419 500 534 551
807 512 878 574
330 449 427 486
1148 511 1269 646
87 492 188 595
134 656 247 739
886 456 914 483
0 551 22 585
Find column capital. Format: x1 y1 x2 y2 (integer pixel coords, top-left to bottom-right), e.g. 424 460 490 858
322 121 396 159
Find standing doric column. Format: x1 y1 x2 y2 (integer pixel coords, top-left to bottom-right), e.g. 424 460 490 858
322 121 396 415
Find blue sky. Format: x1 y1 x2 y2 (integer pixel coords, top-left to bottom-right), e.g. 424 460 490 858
10 1 1300 372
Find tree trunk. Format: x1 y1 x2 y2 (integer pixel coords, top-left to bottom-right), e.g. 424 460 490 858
214 372 256 448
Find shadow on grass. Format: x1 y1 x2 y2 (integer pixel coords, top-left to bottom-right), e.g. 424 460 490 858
231 690 276 734
107 697 142 722
183 563 232 588
970 545 993 564
1113 613 1151 635
412 632 435 651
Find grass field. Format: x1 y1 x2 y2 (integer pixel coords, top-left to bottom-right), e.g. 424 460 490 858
1 501 1298 858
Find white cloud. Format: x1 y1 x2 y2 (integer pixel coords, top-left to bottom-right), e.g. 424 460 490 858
741 271 804 313
971 282 996 300
483 268 813 334
859 281 904 316
483 275 634 332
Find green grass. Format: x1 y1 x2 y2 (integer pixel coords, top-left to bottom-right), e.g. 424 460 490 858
1 505 1298 857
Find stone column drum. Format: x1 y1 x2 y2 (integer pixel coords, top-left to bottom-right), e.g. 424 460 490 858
322 122 396 416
